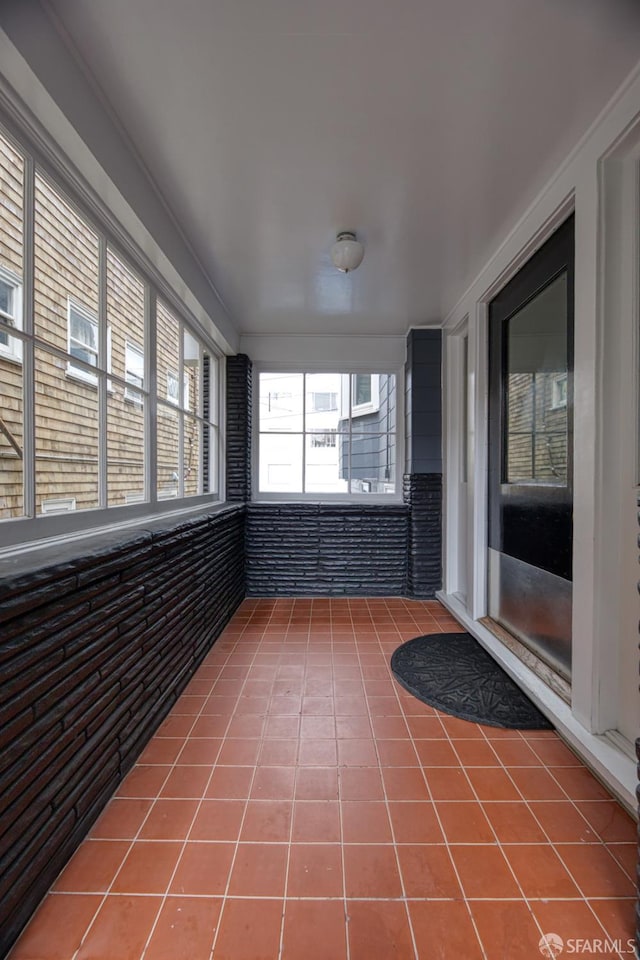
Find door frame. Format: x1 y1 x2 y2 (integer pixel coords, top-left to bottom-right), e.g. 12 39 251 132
444 315 471 603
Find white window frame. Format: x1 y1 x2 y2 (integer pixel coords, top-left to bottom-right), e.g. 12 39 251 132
255 367 402 502
124 340 144 403
40 497 76 515
0 265 23 363
66 299 112 385
310 391 338 413
0 117 225 554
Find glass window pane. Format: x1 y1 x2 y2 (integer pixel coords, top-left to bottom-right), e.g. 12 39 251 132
183 329 200 416
259 433 302 492
349 433 396 494
0 334 24 519
505 273 568 484
157 402 180 500
69 310 97 349
305 432 348 494
125 342 144 394
353 374 372 406
107 247 145 395
305 373 343 432
0 131 24 310
35 174 99 353
350 373 396 432
258 370 397 496
35 346 99 513
156 300 180 406
259 372 303 432
107 386 145 507
0 280 12 316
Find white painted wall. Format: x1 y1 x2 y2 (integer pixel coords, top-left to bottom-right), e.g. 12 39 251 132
240 334 406 369
441 60 640 810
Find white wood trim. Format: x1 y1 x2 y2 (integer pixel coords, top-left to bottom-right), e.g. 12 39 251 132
23 152 35 519
147 291 157 504
443 318 468 598
98 235 107 509
590 119 640 743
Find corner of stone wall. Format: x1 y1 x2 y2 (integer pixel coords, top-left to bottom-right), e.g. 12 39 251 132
404 473 442 598
225 354 252 502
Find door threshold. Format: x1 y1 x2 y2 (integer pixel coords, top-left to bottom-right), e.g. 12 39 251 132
437 590 637 815
478 616 571 705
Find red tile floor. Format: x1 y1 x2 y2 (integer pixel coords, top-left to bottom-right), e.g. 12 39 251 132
9 598 638 960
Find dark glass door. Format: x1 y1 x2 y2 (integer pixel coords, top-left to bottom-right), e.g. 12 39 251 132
488 216 574 679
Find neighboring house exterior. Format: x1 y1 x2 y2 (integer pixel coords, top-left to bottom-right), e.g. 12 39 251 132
339 373 397 493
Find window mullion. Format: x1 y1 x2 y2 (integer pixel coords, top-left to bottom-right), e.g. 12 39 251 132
147 289 157 503
23 152 35 518
98 235 108 508
217 357 224 499
302 373 307 493
348 374 353 494
178 321 184 498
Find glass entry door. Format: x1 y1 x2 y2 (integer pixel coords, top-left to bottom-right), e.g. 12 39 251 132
488 216 574 680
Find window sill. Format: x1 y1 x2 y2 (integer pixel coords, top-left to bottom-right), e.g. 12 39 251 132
0 350 22 365
0 501 243 590
251 496 405 506
0 496 230 558
65 369 115 394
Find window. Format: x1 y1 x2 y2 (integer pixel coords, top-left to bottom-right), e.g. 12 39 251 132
351 374 381 415
353 374 371 406
67 300 110 383
156 301 218 500
40 497 76 515
124 341 144 402
166 369 190 410
0 122 223 545
310 391 337 412
551 373 568 409
258 371 397 496
0 268 22 362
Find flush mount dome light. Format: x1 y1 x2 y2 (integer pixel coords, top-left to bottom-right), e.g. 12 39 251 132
330 231 364 273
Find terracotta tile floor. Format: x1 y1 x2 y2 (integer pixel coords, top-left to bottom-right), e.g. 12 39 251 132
9 598 638 960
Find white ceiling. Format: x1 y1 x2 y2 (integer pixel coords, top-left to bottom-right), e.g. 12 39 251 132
41 0 640 336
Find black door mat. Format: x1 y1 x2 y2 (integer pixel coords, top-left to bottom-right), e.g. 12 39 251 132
390 632 554 730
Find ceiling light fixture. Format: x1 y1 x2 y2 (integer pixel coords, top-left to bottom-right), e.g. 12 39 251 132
330 231 364 273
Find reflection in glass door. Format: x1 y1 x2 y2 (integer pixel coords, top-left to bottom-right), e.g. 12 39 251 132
488 216 574 680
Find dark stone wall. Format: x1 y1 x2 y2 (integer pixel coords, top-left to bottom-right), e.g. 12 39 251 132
404 330 443 596
404 473 443 598
405 329 442 474
636 497 640 958
246 502 408 596
226 354 252 501
0 505 245 957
